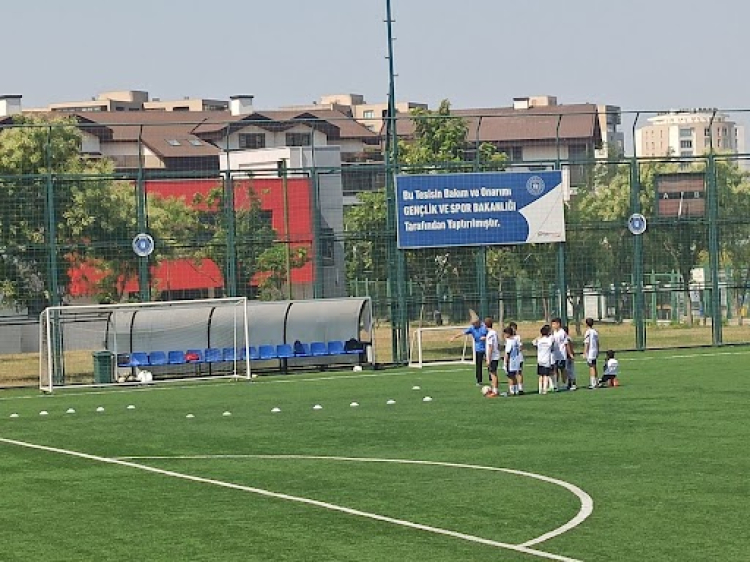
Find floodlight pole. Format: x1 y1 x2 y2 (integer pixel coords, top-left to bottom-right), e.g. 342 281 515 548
706 110 722 345
384 0 408 363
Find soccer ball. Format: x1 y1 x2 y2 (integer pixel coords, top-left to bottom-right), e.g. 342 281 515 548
352 365 363 372
116 375 127 384
481 385 493 396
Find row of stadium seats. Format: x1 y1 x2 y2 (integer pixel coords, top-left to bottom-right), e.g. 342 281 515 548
117 340 364 368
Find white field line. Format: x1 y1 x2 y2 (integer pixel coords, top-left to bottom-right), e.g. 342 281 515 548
0 437 581 562
116 454 593 549
4 347 750 403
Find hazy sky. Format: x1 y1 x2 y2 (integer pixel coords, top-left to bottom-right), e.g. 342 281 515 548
4 0 750 112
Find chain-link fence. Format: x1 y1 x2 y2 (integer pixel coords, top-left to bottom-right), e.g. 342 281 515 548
2 108 750 384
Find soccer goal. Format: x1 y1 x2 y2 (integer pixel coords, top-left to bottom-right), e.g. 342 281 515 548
40 297 250 392
408 325 475 368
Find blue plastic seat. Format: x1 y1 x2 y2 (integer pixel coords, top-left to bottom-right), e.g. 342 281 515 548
223 347 237 361
327 340 345 356
149 351 168 366
236 346 247 361
310 341 328 356
259 345 277 360
168 350 186 365
248 346 260 360
185 349 204 363
276 344 295 359
205 348 223 363
129 352 149 366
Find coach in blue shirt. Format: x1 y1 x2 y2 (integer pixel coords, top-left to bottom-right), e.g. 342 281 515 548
451 315 488 385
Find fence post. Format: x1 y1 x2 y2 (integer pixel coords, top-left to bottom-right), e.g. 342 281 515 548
554 115 568 326
706 153 723 345
630 157 646 350
44 125 60 307
223 128 237 297
136 126 150 302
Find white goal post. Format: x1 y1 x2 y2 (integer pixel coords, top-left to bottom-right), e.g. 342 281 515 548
40 297 251 392
408 325 475 368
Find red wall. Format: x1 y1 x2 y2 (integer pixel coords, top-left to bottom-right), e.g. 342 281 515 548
69 177 315 297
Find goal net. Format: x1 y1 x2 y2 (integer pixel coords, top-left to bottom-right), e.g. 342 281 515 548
40 297 250 392
408 325 475 368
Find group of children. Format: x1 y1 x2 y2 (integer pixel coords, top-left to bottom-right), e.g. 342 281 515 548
480 317 619 398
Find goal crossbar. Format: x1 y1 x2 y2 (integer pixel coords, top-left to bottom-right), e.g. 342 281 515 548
408 325 475 369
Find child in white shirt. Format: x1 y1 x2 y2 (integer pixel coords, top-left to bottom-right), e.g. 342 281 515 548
532 325 555 395
598 350 620 387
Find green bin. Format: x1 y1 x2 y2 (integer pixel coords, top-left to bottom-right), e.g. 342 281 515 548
92 351 114 384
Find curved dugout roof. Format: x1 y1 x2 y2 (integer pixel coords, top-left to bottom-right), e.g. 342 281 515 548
106 298 372 352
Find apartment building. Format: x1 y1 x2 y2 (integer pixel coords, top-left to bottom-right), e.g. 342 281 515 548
636 109 745 158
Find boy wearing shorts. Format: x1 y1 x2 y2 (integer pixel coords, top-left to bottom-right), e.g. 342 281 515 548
563 325 577 391
484 318 501 397
583 318 599 389
503 327 522 396
532 325 555 395
550 318 568 391
598 350 620 387
508 321 524 395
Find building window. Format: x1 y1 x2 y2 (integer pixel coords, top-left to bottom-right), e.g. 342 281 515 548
680 151 693 158
704 127 711 137
285 132 311 147
363 110 375 119
679 128 693 138
568 144 589 162
680 140 693 149
320 227 335 265
238 133 266 149
166 139 181 146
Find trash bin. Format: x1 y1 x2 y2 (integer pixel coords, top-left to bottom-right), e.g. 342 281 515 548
92 351 114 384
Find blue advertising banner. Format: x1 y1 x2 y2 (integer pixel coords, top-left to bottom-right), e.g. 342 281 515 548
395 171 566 249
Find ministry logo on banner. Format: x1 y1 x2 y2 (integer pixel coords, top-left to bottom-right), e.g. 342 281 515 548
526 176 545 197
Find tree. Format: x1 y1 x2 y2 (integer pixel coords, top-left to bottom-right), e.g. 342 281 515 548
193 180 276 298
65 180 201 302
344 190 389 283
0 115 125 309
255 244 309 300
399 99 507 172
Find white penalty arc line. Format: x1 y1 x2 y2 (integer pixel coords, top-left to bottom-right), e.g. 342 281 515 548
0 439 583 562
115 454 593 550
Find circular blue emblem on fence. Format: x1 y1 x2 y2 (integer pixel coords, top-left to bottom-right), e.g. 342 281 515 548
132 233 155 257
627 214 647 235
526 176 545 196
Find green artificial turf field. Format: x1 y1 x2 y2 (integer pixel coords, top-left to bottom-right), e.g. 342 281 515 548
0 347 748 561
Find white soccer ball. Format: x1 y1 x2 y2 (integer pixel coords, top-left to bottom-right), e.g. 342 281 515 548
117 375 127 384
481 385 493 396
352 365 363 372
